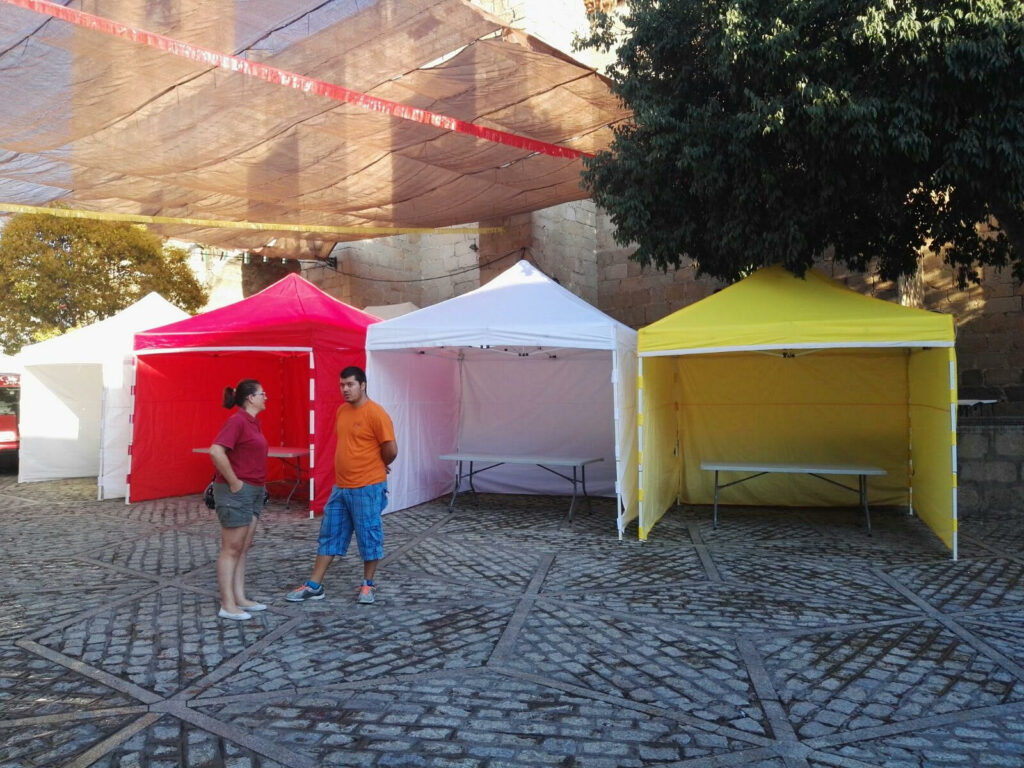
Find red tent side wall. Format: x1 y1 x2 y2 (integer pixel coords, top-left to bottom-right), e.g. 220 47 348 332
129 352 309 502
309 347 366 513
129 347 366 513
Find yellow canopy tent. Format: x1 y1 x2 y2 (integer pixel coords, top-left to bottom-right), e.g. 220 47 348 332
637 265 958 557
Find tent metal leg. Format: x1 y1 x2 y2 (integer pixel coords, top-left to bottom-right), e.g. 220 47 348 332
565 464 594 522
713 470 720 529
446 460 463 512
860 473 872 536
468 460 479 506
447 459 488 512
567 466 579 522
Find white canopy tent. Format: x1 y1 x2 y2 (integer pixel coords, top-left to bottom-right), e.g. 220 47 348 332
0 353 22 375
17 294 188 498
366 260 639 536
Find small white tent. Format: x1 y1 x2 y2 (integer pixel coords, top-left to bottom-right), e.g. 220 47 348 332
18 294 188 498
366 260 639 536
0 353 22 374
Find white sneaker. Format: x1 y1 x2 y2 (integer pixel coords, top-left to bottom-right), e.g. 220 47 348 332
218 608 252 620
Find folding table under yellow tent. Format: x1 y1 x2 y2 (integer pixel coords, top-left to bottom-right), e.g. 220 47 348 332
637 265 958 557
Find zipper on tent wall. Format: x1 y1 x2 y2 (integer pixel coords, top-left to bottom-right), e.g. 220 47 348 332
308 351 315 519
674 365 682 507
124 355 137 504
905 349 914 516
637 357 645 541
948 349 958 562
97 383 108 501
455 350 466 452
610 346 625 539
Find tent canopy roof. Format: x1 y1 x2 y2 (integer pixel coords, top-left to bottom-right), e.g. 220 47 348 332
367 260 637 352
135 273 380 352
0 0 630 256
19 293 188 366
639 265 956 356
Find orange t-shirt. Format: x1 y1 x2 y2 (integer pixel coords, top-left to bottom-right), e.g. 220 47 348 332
333 399 395 488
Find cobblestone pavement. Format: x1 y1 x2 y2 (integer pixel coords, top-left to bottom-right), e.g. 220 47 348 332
2 466 1023 768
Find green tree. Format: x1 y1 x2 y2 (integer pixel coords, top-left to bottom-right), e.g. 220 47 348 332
0 210 207 351
577 0 1024 284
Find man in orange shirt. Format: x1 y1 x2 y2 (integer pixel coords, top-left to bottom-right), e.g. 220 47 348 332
286 366 397 605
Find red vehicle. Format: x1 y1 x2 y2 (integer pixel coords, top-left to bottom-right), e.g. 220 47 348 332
0 374 19 457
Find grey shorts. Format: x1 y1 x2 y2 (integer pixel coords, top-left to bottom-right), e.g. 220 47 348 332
213 482 263 528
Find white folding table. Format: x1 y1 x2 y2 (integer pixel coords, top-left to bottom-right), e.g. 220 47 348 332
439 453 603 520
701 461 887 534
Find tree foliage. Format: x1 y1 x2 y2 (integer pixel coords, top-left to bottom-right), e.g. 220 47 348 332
577 0 1024 284
0 210 207 352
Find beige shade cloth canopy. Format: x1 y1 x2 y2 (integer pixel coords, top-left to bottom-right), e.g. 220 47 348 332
0 0 630 256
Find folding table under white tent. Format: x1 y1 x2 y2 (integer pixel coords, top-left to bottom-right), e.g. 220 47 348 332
17 293 188 498
365 260 639 536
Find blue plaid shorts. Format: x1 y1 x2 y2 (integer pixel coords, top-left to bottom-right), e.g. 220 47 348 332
317 482 387 561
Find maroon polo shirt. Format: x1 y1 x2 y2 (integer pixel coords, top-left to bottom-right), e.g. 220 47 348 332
213 409 268 484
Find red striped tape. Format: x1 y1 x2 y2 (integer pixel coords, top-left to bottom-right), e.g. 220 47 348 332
5 0 591 160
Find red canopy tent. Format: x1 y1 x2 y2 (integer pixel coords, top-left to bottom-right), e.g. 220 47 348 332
129 274 380 513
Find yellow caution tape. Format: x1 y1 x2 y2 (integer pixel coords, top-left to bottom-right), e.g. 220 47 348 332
0 202 503 236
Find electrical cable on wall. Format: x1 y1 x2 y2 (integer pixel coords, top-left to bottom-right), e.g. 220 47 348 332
325 246 531 284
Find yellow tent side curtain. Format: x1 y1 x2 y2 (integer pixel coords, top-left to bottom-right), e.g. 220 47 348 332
638 266 955 355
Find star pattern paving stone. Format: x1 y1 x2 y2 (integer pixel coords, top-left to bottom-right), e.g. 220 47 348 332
887 557 1024 612
0 645 139 718
88 529 222 578
0 511 153 560
33 586 293 697
810 710 1024 767
194 673 774 767
86 715 293 768
760 620 1024 738
713 551 925 613
957 608 1024 668
542 544 706 592
2 471 1024 768
0 714 146 768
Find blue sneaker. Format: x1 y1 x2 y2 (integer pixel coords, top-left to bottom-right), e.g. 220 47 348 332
357 584 375 604
286 583 325 602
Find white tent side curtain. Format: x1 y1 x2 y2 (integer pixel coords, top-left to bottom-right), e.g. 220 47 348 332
16 293 188 491
613 325 639 536
18 364 104 482
368 346 622 511
455 349 618 496
366 349 462 512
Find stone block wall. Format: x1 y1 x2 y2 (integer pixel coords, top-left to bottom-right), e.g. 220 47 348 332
594 213 722 327
299 231 480 310
957 424 1024 515
530 201 599 304
297 200 605 314
919 256 1024 417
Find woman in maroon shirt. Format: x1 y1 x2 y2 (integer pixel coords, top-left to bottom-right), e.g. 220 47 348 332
209 379 269 620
